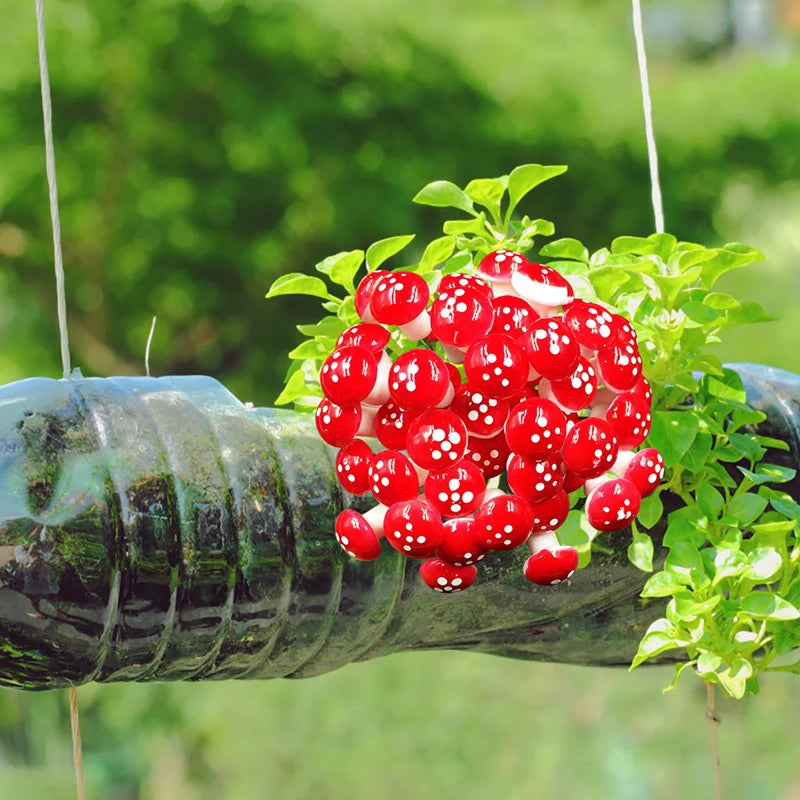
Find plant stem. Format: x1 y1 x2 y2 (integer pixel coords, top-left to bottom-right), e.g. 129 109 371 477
705 681 722 800
68 687 86 800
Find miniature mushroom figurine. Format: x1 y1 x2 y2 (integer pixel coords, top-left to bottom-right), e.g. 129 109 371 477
419 558 478 593
477 249 529 296
405 408 468 471
585 477 642 531
523 544 579 586
384 499 445 558
334 509 383 561
511 261 573 314
369 270 432 340
423 461 486 518
435 517 488 566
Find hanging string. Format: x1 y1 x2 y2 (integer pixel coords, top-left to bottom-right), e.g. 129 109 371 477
145 316 157 377
35 0 71 378
68 687 87 800
631 0 665 234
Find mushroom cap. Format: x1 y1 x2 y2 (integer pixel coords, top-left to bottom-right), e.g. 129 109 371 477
585 477 642 531
337 322 391 354
504 397 568 458
420 558 478 593
528 490 571 533
384 499 445 558
355 270 390 321
605 394 651 448
388 348 451 410
369 271 430 326
463 333 529 400
474 493 534 551
424 461 486 518
368 449 421 505
597 339 643 393
375 399 420 450
450 384 510 438
539 356 598 412
623 447 665 498
477 249 529 282
406 408 468 471
335 438 374 496
335 509 382 560
315 398 361 447
521 317 581 381
438 272 492 300
430 285 494 348
506 454 565 504
562 300 617 350
320 345 378 405
463 430 510 479
436 517 488 566
511 262 573 308
523 547 579 585
562 417 619 479
490 295 539 338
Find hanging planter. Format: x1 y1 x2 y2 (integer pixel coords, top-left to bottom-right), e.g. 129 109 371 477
0 166 796 702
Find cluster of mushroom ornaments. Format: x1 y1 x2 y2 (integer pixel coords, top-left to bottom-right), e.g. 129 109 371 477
315 250 665 594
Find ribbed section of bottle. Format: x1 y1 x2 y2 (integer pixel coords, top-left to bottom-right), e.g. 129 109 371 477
0 364 795 689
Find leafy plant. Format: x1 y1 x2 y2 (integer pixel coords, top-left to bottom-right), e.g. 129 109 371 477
266 164 800 698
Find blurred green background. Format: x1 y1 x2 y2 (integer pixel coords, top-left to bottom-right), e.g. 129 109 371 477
1 0 799 797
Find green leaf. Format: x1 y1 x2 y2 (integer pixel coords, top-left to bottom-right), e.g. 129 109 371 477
628 528 654 572
506 164 567 216
703 368 747 404
663 505 708 549
464 177 506 216
740 592 800 621
442 214 487 236
673 592 721 621
647 410 699 466
728 433 766 464
681 301 719 325
631 619 687 668
663 661 695 693
296 316 347 338
637 492 664 530
316 250 364 293
266 273 334 301
539 237 589 263
697 652 723 676
413 180 475 215
728 493 768 526
611 233 677 259
717 658 752 700
274 368 318 406
739 464 797 486
699 243 763 289
366 235 415 272
287 339 332 360
744 547 783 582
681 432 713 473
711 548 748 584
696 484 724 519
703 292 741 311
666 541 709 588
720 300 777 330
420 236 456 270
641 570 685 598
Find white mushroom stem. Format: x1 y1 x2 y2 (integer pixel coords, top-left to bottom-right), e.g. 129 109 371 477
357 404 378 437
584 474 614 495
537 379 572 414
527 365 540 382
364 352 393 406
435 382 455 409
363 503 389 538
487 279 518 297
588 403 610 418
529 302 561 318
399 310 432 341
442 343 466 364
482 487 506 504
528 530 559 554
610 449 637 477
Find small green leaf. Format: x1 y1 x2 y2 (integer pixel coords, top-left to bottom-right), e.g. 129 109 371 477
666 541 708 588
637 492 664 530
744 547 783 582
717 658 752 700
697 652 723 676
366 235 415 271
641 570 685 598
740 592 800 620
442 214 487 236
266 273 334 300
647 411 699 466
413 180 475 215
673 593 721 621
728 493 768 526
628 528 654 572
506 164 567 216
681 301 719 325
296 316 347 338
420 236 456 270
631 619 687 667
703 292 741 311
287 339 332 360
720 301 777 330
728 433 766 464
703 368 747 404
464 177 506 215
697 484 724 519
739 464 797 485
681 432 713 473
540 237 589 263
317 250 364 293
274 368 316 406
663 661 695 692
699 243 763 289
711 548 748 584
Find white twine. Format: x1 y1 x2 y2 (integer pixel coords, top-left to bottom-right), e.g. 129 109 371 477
35 0 71 378
631 0 665 234
145 316 157 377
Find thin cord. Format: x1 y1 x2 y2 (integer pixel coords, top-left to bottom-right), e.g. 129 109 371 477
68 687 87 800
145 316 157 377
631 0 665 234
35 0 71 378
705 682 722 800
